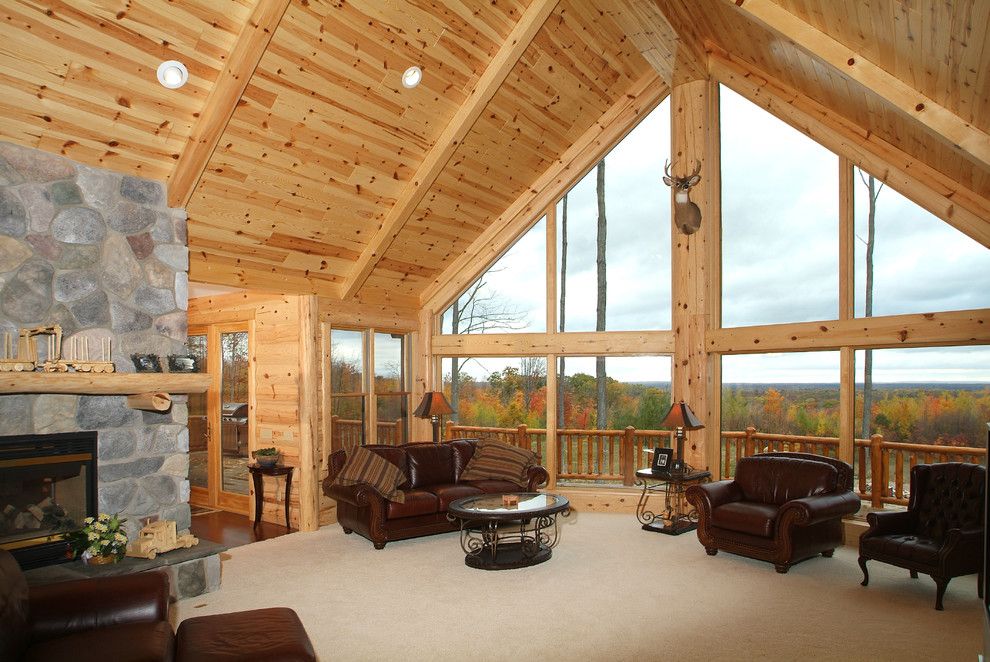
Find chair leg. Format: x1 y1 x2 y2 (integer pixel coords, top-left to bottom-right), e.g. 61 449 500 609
342 528 353 534
858 556 870 587
934 576 950 611
705 547 718 556
910 570 918 579
774 564 790 574
821 549 834 558
373 541 386 550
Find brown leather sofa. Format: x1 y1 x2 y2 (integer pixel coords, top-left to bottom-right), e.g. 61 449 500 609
1 548 174 661
1 548 316 661
685 452 862 573
859 462 986 610
325 439 550 549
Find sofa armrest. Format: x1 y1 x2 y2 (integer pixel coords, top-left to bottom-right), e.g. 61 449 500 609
29 569 169 642
864 509 917 537
525 465 550 491
940 527 984 566
324 481 383 508
779 491 862 527
686 480 743 511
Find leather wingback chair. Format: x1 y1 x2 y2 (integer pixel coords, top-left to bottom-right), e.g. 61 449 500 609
686 452 862 573
858 462 986 610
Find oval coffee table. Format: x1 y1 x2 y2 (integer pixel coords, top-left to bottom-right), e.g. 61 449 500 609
447 493 570 570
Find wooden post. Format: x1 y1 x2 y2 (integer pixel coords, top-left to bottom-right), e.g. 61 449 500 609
297 295 321 532
744 426 756 456
445 419 454 441
516 424 528 450
671 78 717 472
622 426 635 486
870 433 884 510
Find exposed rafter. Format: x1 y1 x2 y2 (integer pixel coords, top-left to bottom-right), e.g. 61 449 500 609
607 0 707 85
167 0 290 209
728 0 990 170
338 0 560 300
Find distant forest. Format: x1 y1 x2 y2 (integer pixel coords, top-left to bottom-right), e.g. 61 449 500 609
447 367 990 449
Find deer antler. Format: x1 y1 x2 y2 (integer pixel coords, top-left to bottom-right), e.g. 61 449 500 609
663 160 672 178
689 160 702 178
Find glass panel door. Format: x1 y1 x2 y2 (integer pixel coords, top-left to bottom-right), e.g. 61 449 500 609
220 331 250 499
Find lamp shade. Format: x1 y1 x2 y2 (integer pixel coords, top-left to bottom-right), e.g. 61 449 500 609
661 400 704 430
413 391 453 418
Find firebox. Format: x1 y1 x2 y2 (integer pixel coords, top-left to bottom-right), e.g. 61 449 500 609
0 431 97 569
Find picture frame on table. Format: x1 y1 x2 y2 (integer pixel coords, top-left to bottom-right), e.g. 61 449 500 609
651 447 674 475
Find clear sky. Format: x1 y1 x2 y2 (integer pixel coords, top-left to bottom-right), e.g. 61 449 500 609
441 87 990 384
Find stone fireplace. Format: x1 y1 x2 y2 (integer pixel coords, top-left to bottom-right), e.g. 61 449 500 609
0 141 192 560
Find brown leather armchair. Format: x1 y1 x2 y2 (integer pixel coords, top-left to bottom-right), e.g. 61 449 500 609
686 452 862 573
0 548 174 661
858 462 985 610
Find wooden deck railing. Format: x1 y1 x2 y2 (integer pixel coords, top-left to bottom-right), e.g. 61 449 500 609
445 422 987 506
330 416 405 448
447 422 672 486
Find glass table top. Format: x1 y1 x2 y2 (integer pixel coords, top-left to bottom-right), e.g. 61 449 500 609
449 493 567 516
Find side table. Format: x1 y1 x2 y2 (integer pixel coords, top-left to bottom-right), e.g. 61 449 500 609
634 468 710 535
249 464 293 530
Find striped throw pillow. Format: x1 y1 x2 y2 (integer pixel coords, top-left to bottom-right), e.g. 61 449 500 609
333 446 406 503
459 440 537 486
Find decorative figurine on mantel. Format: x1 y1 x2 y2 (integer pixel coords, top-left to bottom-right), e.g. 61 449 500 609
0 325 114 373
125 519 198 560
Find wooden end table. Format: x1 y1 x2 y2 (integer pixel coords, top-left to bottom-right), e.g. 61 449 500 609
635 468 710 535
249 464 293 530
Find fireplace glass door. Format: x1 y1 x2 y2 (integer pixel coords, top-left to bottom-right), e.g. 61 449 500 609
188 324 251 515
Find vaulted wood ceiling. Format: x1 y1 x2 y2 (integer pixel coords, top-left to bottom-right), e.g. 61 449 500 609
2 0 988 308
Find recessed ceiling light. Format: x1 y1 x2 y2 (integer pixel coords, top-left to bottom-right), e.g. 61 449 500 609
401 66 422 89
157 60 189 89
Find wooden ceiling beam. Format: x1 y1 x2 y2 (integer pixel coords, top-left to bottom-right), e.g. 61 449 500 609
167 0 290 208
339 0 560 300
727 0 990 170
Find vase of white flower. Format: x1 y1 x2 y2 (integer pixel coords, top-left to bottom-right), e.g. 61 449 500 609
65 513 128 563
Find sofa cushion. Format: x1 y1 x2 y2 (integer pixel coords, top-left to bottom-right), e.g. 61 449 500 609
24 621 175 662
460 479 525 494
333 446 406 503
734 456 838 506
448 439 478 479
459 440 536 486
426 483 484 511
363 445 411 489
712 501 780 538
859 533 941 566
405 443 456 488
386 490 440 518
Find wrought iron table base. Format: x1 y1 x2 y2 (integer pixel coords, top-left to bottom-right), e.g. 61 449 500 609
457 514 566 570
635 469 710 536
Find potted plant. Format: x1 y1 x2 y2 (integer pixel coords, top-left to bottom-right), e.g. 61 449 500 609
65 513 128 564
253 447 280 468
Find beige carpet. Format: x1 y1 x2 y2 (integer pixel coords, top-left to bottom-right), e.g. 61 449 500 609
173 512 982 661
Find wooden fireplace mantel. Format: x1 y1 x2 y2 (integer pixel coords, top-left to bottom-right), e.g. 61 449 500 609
0 373 210 411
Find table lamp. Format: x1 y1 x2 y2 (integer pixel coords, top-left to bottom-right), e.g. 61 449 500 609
413 391 454 444
661 400 704 474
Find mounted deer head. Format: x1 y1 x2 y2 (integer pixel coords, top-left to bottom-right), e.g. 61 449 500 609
663 160 702 235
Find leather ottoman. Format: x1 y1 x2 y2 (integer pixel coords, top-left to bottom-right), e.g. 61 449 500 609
176 607 316 661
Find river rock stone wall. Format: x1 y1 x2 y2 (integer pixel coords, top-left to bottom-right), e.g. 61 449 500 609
0 141 191 539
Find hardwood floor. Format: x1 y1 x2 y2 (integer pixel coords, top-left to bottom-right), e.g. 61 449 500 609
189 508 291 549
